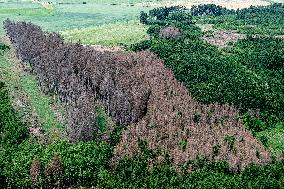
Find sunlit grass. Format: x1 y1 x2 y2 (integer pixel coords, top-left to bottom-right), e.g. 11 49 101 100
0 1 152 34
61 21 148 46
257 124 284 155
0 8 54 16
0 42 63 135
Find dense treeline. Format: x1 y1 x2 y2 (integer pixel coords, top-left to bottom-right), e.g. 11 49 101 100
195 3 284 35
0 81 283 188
140 3 233 25
141 3 284 36
135 4 284 134
191 4 234 16
140 6 192 26
236 3 284 21
231 36 284 122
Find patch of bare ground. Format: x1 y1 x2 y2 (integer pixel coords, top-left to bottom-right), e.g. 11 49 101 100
203 30 246 48
85 44 124 52
208 31 284 47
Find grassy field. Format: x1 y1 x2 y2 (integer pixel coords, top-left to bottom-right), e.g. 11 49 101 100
0 40 64 140
0 1 151 34
137 0 271 9
258 128 284 155
0 0 153 47
61 21 148 46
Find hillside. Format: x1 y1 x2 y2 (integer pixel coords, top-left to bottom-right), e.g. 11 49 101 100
0 1 284 188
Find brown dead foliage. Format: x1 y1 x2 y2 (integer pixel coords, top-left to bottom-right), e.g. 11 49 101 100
112 52 271 173
4 20 151 140
30 159 42 187
4 20 271 173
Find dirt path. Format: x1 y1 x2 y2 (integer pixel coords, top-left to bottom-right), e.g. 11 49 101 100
85 44 125 52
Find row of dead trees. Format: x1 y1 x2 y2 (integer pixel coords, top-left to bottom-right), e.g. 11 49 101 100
4 19 271 173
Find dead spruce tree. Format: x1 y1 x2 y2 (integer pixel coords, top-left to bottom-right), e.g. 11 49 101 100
5 20 271 174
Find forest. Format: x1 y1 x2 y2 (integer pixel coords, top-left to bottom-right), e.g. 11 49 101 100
0 1 284 188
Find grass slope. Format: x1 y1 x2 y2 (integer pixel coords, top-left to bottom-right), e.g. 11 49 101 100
0 40 64 138
0 1 152 34
61 21 148 46
257 127 284 154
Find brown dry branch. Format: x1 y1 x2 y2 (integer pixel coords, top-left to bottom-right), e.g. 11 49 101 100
112 51 271 173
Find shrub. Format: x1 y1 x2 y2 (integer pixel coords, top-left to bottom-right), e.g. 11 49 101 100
148 6 185 21
129 40 151 51
140 6 192 27
242 112 268 135
237 3 284 22
1 140 112 188
0 43 10 54
233 36 284 70
191 4 234 16
167 11 192 25
45 154 63 188
30 159 42 188
159 26 182 39
147 24 162 36
140 11 148 24
0 81 28 146
231 36 284 122
2 140 283 189
104 149 284 189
